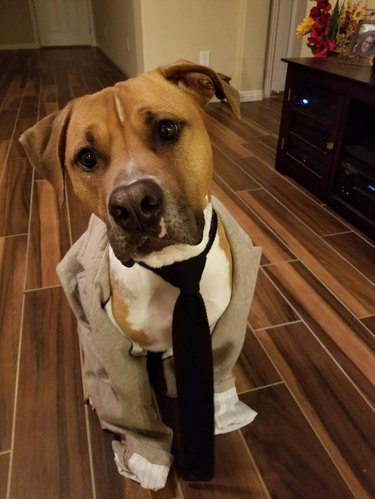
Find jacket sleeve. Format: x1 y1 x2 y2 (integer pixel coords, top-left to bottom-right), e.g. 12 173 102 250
210 197 262 392
56 215 100 326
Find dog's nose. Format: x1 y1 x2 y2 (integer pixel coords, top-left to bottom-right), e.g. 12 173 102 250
108 180 163 231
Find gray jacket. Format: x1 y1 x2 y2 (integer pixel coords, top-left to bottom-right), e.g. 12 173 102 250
56 196 261 480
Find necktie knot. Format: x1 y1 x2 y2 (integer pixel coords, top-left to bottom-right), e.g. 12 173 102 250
154 252 206 292
138 209 217 292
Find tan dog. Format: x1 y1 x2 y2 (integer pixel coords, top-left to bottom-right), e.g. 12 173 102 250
20 61 260 490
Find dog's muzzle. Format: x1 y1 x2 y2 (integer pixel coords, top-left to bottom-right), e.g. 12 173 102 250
107 179 205 266
108 179 163 232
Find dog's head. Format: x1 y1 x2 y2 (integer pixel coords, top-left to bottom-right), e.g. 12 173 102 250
20 60 240 266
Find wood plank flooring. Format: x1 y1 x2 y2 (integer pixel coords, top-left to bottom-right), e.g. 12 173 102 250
0 48 374 499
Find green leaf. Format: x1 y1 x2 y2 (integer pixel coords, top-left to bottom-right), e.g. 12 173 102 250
328 0 341 40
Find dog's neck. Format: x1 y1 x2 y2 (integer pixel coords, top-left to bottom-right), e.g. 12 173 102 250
131 203 213 269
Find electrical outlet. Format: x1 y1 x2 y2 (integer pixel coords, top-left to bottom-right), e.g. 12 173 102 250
199 51 210 66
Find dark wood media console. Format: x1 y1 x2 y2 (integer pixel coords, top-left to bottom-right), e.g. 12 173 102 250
276 57 375 239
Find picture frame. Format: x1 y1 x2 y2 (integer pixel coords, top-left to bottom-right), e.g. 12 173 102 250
339 19 375 66
353 20 375 56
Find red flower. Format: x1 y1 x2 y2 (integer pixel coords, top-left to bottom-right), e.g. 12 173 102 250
306 0 337 56
316 0 331 11
315 13 331 29
315 46 329 57
326 38 336 51
309 27 323 42
310 6 321 18
308 36 336 57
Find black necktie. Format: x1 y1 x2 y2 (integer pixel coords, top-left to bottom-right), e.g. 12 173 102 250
140 209 218 481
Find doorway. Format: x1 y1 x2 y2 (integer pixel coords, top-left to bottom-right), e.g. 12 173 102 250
264 0 308 97
32 0 94 46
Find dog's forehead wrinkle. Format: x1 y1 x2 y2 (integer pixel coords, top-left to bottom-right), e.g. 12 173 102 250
85 128 95 143
138 106 186 124
141 109 155 125
114 94 125 125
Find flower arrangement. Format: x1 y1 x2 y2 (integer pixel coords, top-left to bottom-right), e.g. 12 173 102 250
335 1 367 53
296 0 367 57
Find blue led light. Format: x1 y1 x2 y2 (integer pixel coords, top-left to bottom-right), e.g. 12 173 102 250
369 184 375 193
301 98 309 105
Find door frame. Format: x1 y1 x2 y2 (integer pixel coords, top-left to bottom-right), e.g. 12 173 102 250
29 0 96 47
263 0 306 97
27 0 41 47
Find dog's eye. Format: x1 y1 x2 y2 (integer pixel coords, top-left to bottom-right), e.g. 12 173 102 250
77 148 97 170
158 120 179 142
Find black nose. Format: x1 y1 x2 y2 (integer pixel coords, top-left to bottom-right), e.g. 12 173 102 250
108 180 163 231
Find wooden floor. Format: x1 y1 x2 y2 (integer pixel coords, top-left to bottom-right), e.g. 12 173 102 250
0 48 374 499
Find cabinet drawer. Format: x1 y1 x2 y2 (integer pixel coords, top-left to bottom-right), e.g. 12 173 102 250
292 83 338 125
290 111 332 151
286 134 327 177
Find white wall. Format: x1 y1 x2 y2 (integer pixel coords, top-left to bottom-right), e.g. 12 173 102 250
240 0 271 99
91 0 141 77
139 0 270 96
0 0 37 48
91 0 271 98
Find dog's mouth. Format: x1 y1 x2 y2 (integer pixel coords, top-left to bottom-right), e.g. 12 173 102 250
107 207 205 267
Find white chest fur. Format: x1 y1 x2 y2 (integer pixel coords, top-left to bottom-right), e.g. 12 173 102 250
108 208 232 353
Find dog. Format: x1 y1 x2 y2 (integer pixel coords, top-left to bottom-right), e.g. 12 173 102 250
20 60 261 490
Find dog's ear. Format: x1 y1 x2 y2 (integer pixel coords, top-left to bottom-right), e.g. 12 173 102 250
19 105 72 205
159 60 241 119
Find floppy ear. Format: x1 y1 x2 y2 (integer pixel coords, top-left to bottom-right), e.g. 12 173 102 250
159 60 241 119
19 105 72 206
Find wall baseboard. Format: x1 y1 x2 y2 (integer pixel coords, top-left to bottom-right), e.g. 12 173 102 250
0 42 40 50
240 89 263 102
211 89 264 104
